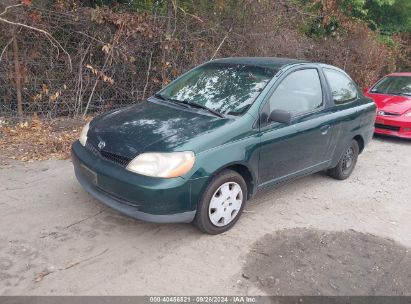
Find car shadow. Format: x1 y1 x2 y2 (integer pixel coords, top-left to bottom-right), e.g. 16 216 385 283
70 168 330 236
373 134 411 145
65 180 199 240
248 171 328 207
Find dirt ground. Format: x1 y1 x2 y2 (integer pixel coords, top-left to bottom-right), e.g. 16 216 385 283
0 135 410 295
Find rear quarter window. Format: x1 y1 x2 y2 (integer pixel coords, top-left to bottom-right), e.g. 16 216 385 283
324 68 358 105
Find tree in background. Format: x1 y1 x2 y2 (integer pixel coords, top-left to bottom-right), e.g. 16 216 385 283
0 0 409 118
341 0 411 33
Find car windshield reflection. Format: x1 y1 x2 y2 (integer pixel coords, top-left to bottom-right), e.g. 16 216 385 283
159 63 277 116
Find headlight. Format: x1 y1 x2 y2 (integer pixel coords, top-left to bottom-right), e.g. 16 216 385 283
79 122 90 146
126 151 195 178
405 111 411 117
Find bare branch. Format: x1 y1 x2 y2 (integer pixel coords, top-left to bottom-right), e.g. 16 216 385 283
0 38 13 62
142 51 153 101
0 17 73 71
344 49 350 70
0 3 22 16
75 31 107 46
83 52 112 117
177 6 204 23
211 28 232 60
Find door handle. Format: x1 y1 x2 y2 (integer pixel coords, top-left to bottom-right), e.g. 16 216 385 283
320 125 330 135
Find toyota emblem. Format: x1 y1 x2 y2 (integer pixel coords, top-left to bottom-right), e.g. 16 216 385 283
377 110 385 116
98 141 106 150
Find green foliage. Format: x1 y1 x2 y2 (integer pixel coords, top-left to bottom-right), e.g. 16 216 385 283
85 0 411 35
376 33 399 48
293 0 346 39
296 0 409 41
341 0 411 33
87 0 251 24
303 16 343 39
128 0 159 12
366 0 411 33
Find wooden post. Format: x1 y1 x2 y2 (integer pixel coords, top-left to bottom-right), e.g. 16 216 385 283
11 29 23 118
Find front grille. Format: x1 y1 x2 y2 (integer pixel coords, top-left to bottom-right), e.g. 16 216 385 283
85 141 100 156
85 141 132 167
375 123 400 132
100 150 131 167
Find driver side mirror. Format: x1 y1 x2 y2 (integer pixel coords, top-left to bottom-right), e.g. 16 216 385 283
269 109 292 124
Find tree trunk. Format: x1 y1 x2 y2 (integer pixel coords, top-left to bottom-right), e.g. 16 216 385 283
12 29 23 118
161 0 174 86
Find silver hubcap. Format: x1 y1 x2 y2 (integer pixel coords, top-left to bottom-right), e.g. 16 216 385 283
208 182 243 227
342 147 354 173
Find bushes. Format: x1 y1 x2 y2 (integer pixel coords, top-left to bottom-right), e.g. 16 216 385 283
0 0 407 118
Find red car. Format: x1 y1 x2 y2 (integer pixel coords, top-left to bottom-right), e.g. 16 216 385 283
364 72 411 139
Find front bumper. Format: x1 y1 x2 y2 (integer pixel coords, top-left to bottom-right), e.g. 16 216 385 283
71 141 207 223
374 116 411 139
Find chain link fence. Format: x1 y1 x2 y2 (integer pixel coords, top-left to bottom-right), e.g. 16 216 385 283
1 1 403 119
0 3 217 118
0 58 160 118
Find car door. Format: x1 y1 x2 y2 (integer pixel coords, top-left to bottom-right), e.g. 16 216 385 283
257 66 336 187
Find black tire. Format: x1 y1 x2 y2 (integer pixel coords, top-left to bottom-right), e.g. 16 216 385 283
328 140 359 180
193 169 247 235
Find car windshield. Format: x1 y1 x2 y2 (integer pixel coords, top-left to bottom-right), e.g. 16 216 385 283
370 76 411 96
158 63 277 116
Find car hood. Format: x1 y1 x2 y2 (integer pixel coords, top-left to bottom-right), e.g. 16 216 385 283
87 99 233 159
366 93 411 115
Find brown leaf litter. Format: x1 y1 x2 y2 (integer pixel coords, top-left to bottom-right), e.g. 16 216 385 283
0 116 92 165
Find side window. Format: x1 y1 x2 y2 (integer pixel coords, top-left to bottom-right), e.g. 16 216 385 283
268 69 323 115
324 68 358 105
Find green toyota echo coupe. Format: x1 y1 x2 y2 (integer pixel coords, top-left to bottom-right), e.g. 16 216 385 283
71 57 376 234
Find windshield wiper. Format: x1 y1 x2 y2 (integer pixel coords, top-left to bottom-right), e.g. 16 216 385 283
175 99 225 118
154 94 224 118
154 93 190 108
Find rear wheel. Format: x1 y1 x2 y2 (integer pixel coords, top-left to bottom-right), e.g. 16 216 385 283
328 140 359 180
193 170 247 234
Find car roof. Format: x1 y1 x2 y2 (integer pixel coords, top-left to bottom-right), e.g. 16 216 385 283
210 57 309 69
386 72 411 77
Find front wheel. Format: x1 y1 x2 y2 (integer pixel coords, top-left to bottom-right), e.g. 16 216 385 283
193 169 247 234
328 140 359 180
